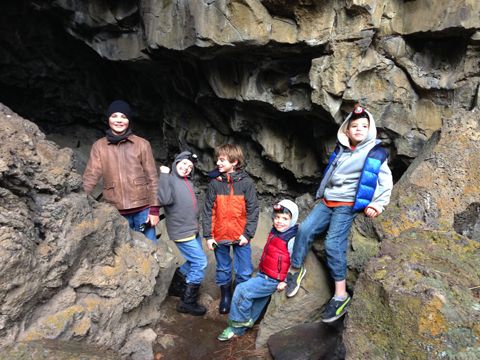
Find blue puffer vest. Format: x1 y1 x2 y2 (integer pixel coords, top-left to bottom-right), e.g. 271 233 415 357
319 143 388 212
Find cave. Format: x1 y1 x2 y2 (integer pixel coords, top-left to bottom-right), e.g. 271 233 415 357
1 1 480 359
0 0 350 202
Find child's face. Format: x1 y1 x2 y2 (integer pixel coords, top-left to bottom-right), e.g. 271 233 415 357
273 213 292 232
345 117 369 146
216 155 237 174
108 112 129 135
176 159 194 177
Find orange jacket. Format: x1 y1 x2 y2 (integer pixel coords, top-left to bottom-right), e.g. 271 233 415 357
202 170 259 242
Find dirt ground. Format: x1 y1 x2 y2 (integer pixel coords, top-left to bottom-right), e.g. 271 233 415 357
153 296 272 360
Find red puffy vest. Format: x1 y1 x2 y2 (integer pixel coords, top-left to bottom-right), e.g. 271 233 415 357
258 232 291 281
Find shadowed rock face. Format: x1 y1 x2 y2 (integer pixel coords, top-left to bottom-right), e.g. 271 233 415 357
0 104 177 359
2 0 479 197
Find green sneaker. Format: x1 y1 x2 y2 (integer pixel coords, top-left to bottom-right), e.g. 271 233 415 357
217 326 236 341
286 267 307 298
321 295 351 323
228 318 254 328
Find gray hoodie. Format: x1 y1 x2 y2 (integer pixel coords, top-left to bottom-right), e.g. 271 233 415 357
157 151 199 241
320 110 393 212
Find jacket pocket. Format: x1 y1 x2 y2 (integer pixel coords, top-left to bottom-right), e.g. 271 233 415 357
103 182 115 202
133 176 147 185
132 176 148 201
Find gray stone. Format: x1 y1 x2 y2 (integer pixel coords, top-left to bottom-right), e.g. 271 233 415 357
0 105 177 357
256 253 331 348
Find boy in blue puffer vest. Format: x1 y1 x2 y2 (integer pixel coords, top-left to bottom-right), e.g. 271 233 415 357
217 199 299 341
285 104 393 323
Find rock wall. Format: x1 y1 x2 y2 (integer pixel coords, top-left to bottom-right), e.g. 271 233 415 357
1 0 480 358
0 104 176 358
345 109 480 359
3 0 480 196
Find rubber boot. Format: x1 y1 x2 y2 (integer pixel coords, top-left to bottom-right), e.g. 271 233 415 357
219 284 232 314
168 267 187 297
177 283 207 316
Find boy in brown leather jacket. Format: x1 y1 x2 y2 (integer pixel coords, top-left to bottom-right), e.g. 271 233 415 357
83 100 160 241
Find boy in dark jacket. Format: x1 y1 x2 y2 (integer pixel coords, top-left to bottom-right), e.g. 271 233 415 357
158 151 208 316
202 144 259 314
217 199 299 341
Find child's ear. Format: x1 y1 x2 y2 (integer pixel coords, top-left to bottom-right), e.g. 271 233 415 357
232 160 239 168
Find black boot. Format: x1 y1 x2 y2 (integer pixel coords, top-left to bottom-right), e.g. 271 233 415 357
168 268 187 297
219 284 232 314
177 283 207 316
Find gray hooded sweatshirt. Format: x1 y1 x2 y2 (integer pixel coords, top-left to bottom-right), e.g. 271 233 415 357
157 151 199 241
319 109 393 212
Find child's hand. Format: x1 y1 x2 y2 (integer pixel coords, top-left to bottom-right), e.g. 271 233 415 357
159 166 170 174
364 206 381 218
238 235 248 246
206 239 218 251
147 214 160 226
277 282 287 292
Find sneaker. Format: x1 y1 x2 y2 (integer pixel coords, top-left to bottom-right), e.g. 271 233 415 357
228 318 254 328
321 296 351 323
217 326 236 341
285 267 307 298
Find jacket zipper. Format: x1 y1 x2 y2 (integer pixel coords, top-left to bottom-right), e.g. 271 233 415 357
184 177 197 210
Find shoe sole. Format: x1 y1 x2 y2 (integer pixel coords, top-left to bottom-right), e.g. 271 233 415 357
321 308 348 323
286 268 307 298
217 333 236 341
229 320 254 328
177 305 207 316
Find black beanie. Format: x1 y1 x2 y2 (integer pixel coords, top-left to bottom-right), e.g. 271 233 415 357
106 100 132 119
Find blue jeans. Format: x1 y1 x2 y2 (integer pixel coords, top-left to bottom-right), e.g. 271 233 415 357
229 272 278 335
123 207 156 242
214 242 253 286
175 235 208 285
291 202 356 281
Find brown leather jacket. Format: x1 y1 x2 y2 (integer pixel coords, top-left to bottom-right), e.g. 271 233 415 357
83 134 160 211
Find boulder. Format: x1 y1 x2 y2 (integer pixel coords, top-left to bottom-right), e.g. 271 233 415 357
0 104 176 358
345 109 480 358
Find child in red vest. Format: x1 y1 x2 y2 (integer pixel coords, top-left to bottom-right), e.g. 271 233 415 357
217 199 299 341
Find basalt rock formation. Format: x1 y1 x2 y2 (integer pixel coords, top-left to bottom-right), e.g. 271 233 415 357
345 109 480 359
1 0 480 359
0 104 176 359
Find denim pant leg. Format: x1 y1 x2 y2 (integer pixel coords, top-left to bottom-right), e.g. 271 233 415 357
123 208 156 242
229 273 278 335
175 235 208 285
324 206 356 281
214 244 233 286
290 202 332 268
233 243 253 284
